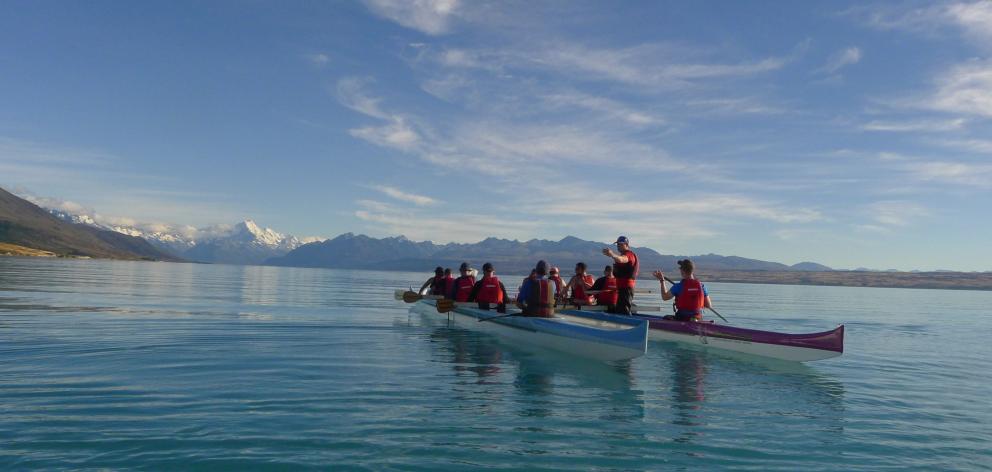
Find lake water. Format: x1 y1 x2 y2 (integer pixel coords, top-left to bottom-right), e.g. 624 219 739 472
1 258 989 470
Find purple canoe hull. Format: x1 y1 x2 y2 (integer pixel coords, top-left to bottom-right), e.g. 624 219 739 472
559 309 844 362
639 314 844 353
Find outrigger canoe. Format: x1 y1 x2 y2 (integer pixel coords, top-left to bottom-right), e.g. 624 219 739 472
559 308 844 362
408 298 649 361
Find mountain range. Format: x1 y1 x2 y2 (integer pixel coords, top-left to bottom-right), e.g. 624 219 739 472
267 232 833 275
5 186 835 272
46 208 319 265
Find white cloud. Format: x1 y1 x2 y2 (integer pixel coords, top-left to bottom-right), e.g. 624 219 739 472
435 42 790 88
370 184 437 206
819 47 862 74
928 60 992 118
935 138 992 154
846 3 980 39
946 1 992 44
906 160 992 187
863 200 930 227
306 53 330 67
541 92 665 125
363 0 460 35
862 118 966 132
685 97 786 115
337 78 423 151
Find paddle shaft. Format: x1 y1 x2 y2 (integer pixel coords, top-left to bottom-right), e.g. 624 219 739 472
478 312 519 323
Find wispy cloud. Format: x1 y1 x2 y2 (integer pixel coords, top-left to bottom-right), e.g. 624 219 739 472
817 46 862 74
434 42 792 89
862 117 966 132
305 53 330 67
905 160 992 188
370 184 437 206
934 138 992 154
541 91 665 126
862 200 930 228
362 0 460 35
337 78 423 151
927 60 992 118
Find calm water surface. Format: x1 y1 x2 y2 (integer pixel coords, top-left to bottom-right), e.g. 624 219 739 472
1 258 989 470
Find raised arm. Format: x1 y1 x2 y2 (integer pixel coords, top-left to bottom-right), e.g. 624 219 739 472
652 270 674 301
602 247 629 263
419 277 435 295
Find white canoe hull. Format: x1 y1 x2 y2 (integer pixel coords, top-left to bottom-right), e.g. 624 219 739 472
412 301 647 362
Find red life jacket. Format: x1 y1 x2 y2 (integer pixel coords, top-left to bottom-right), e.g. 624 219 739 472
572 274 595 305
525 278 556 317
675 278 705 319
454 276 475 302
597 276 618 305
441 276 455 298
613 250 639 288
476 275 504 304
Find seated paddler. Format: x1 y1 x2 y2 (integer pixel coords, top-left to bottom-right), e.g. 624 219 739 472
562 262 595 306
419 266 446 296
652 258 713 322
468 262 508 312
449 262 477 302
515 260 557 317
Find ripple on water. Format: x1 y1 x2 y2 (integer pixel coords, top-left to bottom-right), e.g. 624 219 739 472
1 258 991 470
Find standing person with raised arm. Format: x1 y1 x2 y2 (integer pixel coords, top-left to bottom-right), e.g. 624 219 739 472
652 259 713 322
602 236 639 315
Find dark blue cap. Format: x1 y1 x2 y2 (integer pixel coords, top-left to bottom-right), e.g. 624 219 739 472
615 236 629 245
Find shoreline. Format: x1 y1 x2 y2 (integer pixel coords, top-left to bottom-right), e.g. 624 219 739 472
3 254 991 291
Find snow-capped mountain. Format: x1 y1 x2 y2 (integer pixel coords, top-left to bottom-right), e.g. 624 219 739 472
44 206 324 265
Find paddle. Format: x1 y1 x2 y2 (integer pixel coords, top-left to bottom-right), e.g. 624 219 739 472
478 312 519 323
402 291 423 303
658 275 729 323
435 299 455 313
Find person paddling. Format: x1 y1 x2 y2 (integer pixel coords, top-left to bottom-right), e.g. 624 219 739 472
652 259 713 322
602 236 639 315
516 260 557 317
591 265 618 311
562 262 595 306
449 262 477 302
549 266 565 301
442 268 455 295
469 262 509 312
419 267 446 296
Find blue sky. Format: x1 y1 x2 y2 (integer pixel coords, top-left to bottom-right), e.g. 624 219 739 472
1 1 990 271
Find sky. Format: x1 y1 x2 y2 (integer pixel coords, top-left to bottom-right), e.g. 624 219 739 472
1 0 990 271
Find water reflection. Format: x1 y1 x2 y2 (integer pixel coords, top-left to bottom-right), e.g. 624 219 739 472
418 310 646 422
669 349 707 446
657 344 846 447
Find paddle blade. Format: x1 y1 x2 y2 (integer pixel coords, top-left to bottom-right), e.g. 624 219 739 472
402 291 422 303
436 299 455 313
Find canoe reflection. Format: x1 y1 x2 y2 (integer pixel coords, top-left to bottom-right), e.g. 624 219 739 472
423 313 646 421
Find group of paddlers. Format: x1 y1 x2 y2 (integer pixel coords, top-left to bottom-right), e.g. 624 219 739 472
419 236 715 322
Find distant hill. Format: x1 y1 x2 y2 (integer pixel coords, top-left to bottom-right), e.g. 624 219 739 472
0 187 181 261
267 233 831 274
790 261 833 271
